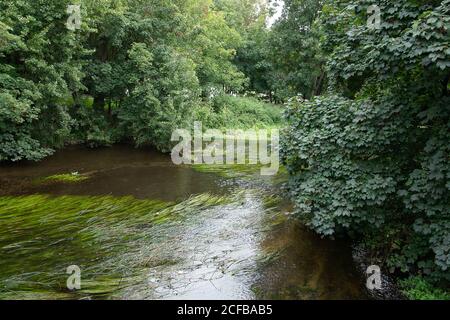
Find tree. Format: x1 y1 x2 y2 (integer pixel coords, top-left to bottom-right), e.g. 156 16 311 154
0 0 256 157
0 0 85 161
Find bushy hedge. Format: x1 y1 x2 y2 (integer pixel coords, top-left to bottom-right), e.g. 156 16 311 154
400 276 450 300
282 0 449 287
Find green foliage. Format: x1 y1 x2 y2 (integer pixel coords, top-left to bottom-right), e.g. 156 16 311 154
217 0 272 95
266 0 326 100
118 43 200 151
194 95 282 130
187 0 248 93
70 107 115 148
234 0 326 101
282 0 450 286
234 18 273 97
400 276 450 300
0 0 84 161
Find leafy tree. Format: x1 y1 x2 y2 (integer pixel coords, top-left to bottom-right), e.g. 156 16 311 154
232 3 274 98
118 42 200 151
267 0 325 100
282 0 449 285
183 0 248 94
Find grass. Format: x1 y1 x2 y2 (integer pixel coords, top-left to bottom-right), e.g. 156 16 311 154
34 173 90 185
195 95 283 130
0 193 235 300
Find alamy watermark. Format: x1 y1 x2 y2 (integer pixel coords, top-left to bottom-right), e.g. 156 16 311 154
171 122 280 176
66 5 81 31
367 5 381 30
366 265 382 290
66 265 81 290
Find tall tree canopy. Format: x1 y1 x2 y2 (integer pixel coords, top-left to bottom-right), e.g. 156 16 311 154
0 0 265 158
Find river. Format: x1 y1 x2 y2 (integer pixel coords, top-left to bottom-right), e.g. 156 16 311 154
0 145 366 300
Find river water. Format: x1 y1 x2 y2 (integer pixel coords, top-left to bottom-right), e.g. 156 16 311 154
0 145 367 300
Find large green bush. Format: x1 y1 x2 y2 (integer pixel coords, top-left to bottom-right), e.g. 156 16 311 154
282 0 449 285
400 276 450 300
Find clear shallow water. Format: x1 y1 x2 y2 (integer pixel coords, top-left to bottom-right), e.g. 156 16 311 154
0 145 366 300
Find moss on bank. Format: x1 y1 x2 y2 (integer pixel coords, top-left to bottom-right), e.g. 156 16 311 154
400 277 450 300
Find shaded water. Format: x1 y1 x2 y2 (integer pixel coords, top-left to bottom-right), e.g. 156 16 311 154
0 145 366 300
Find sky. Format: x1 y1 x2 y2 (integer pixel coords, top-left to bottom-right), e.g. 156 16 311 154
267 0 285 27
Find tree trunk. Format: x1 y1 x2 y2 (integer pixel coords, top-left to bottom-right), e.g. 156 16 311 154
93 95 105 112
443 72 450 97
313 69 326 97
72 92 82 108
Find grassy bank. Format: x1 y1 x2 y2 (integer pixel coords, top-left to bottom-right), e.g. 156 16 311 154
195 95 283 130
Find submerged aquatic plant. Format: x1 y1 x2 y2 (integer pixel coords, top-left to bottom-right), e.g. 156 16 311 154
33 173 90 185
0 193 235 300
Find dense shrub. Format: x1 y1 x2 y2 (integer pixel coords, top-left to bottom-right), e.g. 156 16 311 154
70 107 114 148
195 95 282 130
282 0 449 287
282 93 449 281
117 44 201 152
